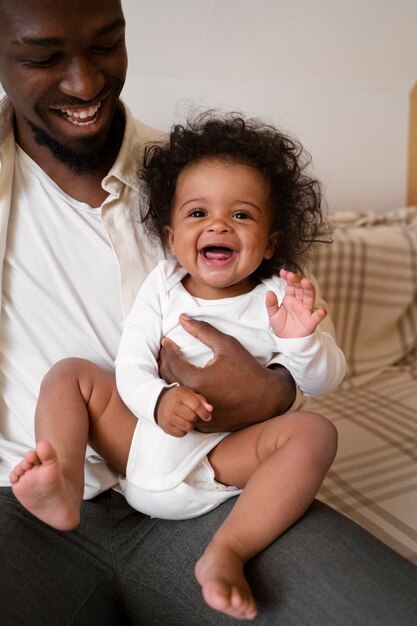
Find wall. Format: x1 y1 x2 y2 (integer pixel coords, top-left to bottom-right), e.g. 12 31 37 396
121 0 417 214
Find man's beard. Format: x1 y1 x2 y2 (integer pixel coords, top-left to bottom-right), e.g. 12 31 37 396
25 114 122 174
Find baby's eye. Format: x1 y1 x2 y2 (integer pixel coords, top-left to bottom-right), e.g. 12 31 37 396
189 209 206 218
233 211 252 220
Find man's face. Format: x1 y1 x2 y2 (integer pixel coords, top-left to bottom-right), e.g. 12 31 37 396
0 0 128 169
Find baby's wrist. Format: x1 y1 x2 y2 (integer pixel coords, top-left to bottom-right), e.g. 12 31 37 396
154 387 171 425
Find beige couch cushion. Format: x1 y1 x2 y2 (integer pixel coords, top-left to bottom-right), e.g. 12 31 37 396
309 207 417 384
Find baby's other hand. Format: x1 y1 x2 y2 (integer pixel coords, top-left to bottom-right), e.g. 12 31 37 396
266 269 327 339
155 387 212 437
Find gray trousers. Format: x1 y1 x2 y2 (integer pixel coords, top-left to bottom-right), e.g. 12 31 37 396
1 487 417 626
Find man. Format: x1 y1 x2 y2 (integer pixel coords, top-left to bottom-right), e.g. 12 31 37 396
0 1 416 624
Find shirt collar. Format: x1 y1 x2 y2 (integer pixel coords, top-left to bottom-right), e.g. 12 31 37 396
102 101 141 192
102 102 166 217
0 91 14 146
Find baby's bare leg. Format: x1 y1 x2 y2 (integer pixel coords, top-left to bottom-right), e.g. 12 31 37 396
195 410 337 620
10 358 136 530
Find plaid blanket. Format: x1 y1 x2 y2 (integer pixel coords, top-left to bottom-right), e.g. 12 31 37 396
304 207 417 563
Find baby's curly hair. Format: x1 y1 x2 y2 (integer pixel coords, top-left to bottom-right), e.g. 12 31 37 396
142 111 329 277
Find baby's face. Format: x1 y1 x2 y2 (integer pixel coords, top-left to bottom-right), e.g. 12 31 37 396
165 157 278 299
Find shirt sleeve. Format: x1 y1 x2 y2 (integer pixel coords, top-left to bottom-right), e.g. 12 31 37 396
115 265 177 424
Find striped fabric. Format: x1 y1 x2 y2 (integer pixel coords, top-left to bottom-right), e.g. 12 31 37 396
304 207 417 563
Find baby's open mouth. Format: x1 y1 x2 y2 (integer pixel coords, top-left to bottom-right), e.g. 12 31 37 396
201 246 234 261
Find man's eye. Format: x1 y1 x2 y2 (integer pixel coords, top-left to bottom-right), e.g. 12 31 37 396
189 210 206 218
93 38 125 54
23 54 60 68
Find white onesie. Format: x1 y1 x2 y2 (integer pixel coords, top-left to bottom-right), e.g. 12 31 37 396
115 259 346 519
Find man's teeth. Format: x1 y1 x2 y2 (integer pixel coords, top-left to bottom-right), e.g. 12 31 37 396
60 103 101 125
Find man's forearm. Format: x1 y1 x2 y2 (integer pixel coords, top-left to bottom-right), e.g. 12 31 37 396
195 365 296 433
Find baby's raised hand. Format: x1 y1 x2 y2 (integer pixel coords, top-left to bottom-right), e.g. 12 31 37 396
156 386 213 437
266 269 327 339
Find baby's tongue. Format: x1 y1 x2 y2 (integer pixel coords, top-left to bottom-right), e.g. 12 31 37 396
204 246 232 261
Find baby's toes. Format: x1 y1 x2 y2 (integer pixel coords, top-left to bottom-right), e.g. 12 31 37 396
230 586 257 620
21 451 41 470
9 467 22 483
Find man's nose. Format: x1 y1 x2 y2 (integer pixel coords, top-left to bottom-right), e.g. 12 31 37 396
59 57 105 102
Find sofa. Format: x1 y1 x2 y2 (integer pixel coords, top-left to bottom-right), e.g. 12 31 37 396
304 206 417 564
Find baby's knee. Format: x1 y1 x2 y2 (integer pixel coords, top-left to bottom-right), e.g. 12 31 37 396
40 357 93 392
292 411 338 468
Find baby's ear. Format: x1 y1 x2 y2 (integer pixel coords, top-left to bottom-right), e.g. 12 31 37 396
164 225 174 254
264 230 280 260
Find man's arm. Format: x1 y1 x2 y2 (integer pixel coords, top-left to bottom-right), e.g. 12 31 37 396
158 314 296 433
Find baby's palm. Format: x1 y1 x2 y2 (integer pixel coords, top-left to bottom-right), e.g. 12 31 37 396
266 270 326 339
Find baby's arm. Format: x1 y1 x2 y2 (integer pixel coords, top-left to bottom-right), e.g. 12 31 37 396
116 263 214 436
266 269 327 339
116 265 180 427
156 387 212 437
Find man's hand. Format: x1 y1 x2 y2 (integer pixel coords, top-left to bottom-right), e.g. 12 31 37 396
158 314 296 433
156 386 212 437
266 269 327 338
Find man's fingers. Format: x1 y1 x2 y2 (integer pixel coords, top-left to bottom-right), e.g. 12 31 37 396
159 336 194 384
161 337 181 355
179 314 230 354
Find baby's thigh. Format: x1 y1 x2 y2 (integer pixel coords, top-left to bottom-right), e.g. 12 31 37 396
65 360 138 475
208 411 336 488
207 414 287 487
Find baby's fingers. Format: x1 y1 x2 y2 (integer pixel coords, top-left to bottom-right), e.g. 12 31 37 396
193 394 213 422
265 290 279 318
311 308 327 327
180 388 213 422
279 268 302 285
297 277 317 308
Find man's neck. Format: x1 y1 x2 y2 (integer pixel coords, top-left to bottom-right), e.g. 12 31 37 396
57 170 110 207
36 156 111 207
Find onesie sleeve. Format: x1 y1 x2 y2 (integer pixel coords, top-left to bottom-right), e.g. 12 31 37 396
115 264 177 424
271 330 346 397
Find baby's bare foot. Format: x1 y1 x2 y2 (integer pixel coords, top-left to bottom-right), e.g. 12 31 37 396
195 542 257 620
10 440 81 530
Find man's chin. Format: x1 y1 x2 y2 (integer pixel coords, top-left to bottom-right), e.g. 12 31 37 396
25 118 120 174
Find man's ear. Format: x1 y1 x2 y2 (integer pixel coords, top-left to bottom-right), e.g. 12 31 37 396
164 225 174 254
264 230 280 260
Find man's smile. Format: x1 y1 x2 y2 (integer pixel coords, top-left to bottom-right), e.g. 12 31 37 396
58 102 102 126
